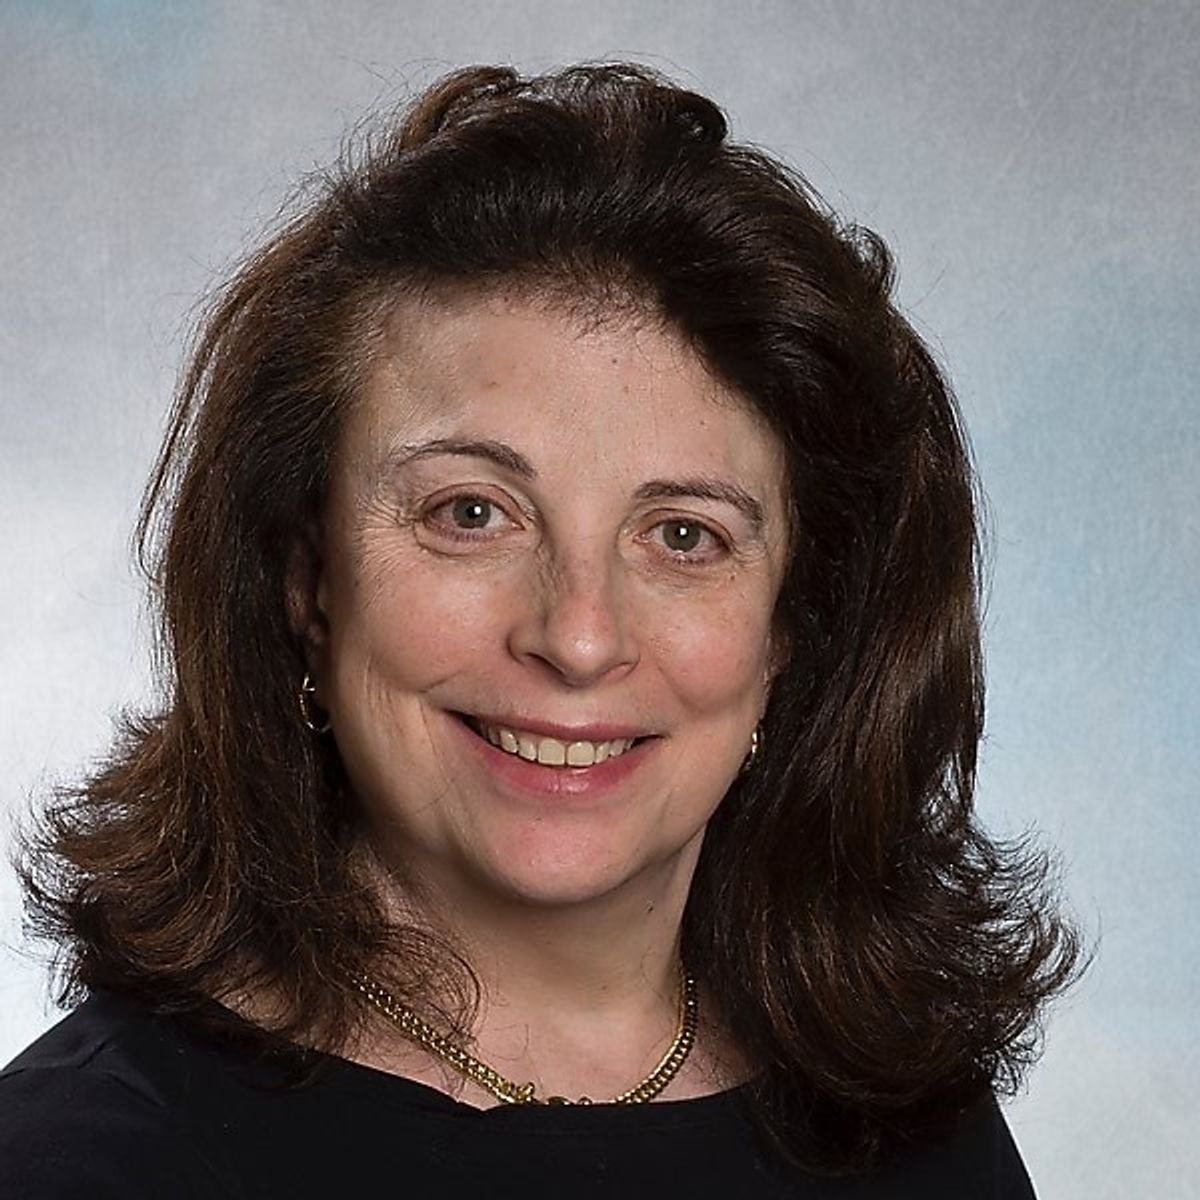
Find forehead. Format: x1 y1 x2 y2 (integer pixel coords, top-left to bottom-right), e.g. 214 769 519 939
342 289 786 499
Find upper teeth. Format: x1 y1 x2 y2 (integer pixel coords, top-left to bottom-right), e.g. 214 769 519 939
480 723 637 767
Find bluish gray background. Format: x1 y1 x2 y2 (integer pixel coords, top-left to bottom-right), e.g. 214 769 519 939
2 2 1196 1195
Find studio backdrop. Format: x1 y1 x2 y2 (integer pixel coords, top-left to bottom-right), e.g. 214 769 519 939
2 3 1196 1197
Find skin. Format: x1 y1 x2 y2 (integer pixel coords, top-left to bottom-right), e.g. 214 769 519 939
292 289 790 1102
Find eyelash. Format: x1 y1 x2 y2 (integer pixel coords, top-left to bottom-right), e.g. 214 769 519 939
419 491 732 564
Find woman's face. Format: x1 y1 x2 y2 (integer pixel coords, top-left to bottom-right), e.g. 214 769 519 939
305 291 789 913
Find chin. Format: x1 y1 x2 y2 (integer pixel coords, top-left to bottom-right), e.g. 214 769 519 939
469 857 629 909
462 829 697 912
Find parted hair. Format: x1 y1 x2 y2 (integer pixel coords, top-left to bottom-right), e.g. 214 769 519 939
21 62 1080 1170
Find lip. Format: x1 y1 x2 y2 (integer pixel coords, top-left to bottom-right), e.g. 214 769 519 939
455 711 653 743
448 711 657 798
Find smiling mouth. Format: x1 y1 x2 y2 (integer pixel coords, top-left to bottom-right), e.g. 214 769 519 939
456 715 648 768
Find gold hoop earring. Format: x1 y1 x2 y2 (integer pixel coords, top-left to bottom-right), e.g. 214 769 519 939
740 725 762 775
298 673 332 734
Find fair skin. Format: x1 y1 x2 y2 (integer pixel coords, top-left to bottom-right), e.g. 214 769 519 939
292 289 790 1104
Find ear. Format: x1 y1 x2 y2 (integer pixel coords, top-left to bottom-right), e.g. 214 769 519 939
765 626 791 685
285 524 329 666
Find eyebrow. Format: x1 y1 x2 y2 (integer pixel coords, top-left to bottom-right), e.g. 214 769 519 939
382 436 537 478
382 438 765 531
634 478 765 532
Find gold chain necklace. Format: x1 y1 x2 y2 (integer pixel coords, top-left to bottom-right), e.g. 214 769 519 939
354 964 698 1105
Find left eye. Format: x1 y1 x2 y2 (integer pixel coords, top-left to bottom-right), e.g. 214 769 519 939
652 519 724 557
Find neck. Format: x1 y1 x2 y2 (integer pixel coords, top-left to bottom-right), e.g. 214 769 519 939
357 839 736 1103
464 879 687 1013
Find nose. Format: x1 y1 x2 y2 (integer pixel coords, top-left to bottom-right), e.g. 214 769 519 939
507 543 640 687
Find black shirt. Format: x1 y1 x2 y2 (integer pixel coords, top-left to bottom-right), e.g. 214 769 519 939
0 991 1037 1198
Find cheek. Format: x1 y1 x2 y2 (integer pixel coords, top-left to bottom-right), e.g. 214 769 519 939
645 585 776 713
331 546 514 692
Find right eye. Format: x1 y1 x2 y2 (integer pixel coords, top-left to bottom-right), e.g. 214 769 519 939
446 496 495 529
421 492 518 540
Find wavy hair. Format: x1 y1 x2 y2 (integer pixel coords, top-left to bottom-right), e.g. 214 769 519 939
20 62 1080 1170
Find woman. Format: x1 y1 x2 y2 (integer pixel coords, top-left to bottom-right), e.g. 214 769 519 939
1 63 1078 1196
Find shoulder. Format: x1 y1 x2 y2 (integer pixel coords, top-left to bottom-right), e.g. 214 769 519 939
753 1091 1037 1199
0 992 237 1198
869 1093 1037 1199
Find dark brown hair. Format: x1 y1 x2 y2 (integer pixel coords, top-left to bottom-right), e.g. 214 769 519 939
21 62 1080 1171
